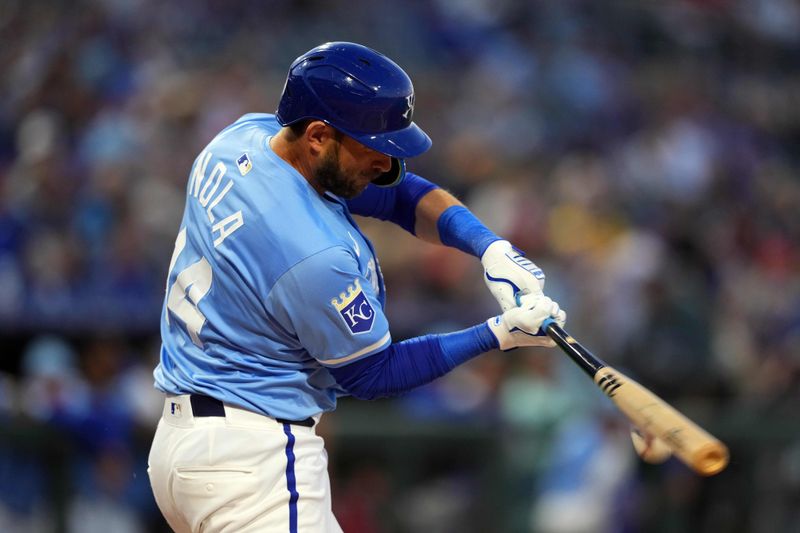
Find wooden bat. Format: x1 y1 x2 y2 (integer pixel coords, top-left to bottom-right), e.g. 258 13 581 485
541 318 729 476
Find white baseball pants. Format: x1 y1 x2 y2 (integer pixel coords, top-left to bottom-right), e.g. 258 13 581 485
148 394 342 533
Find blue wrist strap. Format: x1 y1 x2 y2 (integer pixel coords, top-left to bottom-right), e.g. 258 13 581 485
437 205 501 258
328 323 499 400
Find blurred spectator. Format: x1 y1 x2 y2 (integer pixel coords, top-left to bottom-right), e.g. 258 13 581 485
67 444 145 533
530 411 636 533
19 335 89 424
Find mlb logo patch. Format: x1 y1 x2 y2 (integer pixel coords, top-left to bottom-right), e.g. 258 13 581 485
331 279 375 335
236 153 253 176
170 402 182 417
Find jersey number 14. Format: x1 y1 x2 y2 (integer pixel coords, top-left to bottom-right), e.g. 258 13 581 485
165 228 213 347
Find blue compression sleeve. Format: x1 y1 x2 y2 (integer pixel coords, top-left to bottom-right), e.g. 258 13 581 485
328 323 499 400
437 205 501 258
346 173 437 235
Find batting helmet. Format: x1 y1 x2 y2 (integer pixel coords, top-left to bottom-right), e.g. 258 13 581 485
276 42 431 187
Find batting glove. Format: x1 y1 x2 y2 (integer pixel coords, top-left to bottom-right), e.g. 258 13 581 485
481 240 545 312
487 293 566 350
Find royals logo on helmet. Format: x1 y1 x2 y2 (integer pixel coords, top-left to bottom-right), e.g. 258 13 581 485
331 279 375 334
402 94 414 120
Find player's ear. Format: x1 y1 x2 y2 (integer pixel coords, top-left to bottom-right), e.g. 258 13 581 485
305 121 334 155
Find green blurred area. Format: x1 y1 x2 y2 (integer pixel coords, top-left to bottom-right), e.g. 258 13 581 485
1 388 796 532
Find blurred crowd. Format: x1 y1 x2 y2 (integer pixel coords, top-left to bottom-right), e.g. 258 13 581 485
0 0 799 532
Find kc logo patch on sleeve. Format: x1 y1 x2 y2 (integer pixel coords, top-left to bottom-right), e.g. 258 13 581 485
331 279 375 334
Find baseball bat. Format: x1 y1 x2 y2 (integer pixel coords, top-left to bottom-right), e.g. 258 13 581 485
541 318 729 476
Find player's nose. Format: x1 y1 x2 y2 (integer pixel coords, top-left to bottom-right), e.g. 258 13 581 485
372 153 391 174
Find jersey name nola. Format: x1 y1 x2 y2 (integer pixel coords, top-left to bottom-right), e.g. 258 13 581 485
189 150 244 247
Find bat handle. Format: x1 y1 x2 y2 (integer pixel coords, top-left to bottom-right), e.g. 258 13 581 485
538 318 606 377
540 317 558 334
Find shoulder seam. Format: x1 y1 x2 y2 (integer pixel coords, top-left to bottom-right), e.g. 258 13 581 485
266 244 357 301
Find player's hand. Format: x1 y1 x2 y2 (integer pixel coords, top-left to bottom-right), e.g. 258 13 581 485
487 293 566 350
481 240 545 312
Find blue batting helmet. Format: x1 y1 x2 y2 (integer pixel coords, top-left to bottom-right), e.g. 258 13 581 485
276 42 431 186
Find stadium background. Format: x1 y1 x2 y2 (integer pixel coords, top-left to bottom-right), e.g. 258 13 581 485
0 0 798 531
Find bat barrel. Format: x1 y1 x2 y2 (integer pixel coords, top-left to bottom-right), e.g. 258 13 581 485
593 366 730 476
692 443 730 476
543 319 730 476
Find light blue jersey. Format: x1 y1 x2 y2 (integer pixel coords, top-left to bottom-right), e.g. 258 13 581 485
154 113 390 420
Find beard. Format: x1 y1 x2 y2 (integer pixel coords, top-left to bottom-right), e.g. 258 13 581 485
313 145 363 199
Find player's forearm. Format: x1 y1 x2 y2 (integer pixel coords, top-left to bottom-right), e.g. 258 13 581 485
416 189 505 259
327 323 498 400
348 173 502 254
412 188 463 244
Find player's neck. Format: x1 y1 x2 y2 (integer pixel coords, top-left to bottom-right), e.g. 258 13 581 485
269 130 324 195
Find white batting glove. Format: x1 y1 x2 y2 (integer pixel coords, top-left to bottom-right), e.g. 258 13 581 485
487 294 566 350
481 240 546 312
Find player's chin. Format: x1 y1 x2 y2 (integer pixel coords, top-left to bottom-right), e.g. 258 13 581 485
350 177 374 197
348 184 370 199
334 181 368 199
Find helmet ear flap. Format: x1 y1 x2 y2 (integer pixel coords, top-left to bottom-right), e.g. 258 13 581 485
371 158 405 187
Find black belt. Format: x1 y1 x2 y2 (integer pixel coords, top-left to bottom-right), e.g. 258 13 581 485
189 394 315 427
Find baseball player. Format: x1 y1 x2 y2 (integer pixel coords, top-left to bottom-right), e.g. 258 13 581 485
147 41 566 533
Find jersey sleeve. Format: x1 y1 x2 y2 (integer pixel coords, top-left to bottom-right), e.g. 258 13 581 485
345 183 395 218
267 246 391 367
345 173 437 234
